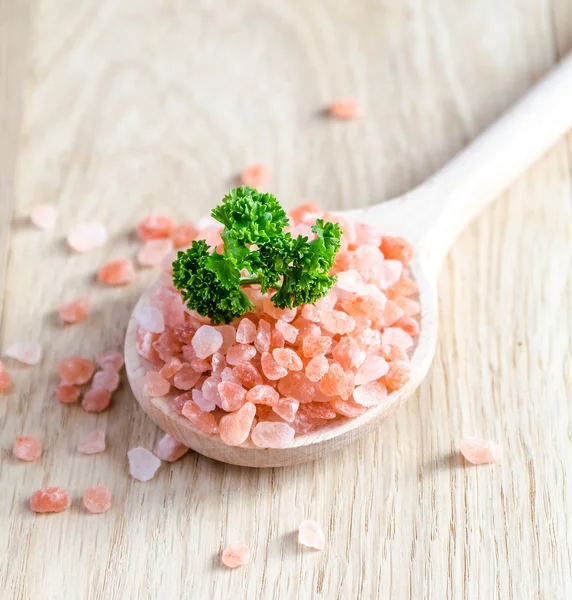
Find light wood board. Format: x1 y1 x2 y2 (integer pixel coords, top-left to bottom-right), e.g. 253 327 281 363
1 1 571 598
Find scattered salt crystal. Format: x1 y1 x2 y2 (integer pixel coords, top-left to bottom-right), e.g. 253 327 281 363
136 215 174 241
246 384 279 406
134 306 165 334
251 422 295 448
272 397 299 422
57 356 95 385
275 320 298 344
260 352 288 380
218 381 247 411
13 435 43 461
335 269 367 294
128 446 161 482
298 520 326 550
328 98 362 120
153 433 188 462
159 356 183 379
5 341 42 365
82 388 112 413
320 310 355 335
236 318 256 344
226 344 257 366
240 163 270 188
305 355 329 382
58 297 89 324
219 402 256 446
254 319 271 353
302 335 331 358
96 350 124 372
92 369 120 392
78 431 106 454
138 238 174 267
355 355 389 385
272 348 303 371
98 258 136 286
0 361 11 392
221 542 251 568
192 325 223 359
144 371 170 397
192 388 215 412
30 487 70 513
30 204 58 230
181 400 219 434
460 437 502 465
171 222 198 248
319 363 348 397
56 384 80 403
332 336 363 370
220 366 239 383
83 486 112 514
67 223 108 252
353 381 388 407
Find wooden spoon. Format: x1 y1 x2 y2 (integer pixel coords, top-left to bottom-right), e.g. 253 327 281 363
125 53 572 467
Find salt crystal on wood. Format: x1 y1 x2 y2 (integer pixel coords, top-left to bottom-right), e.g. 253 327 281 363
13 435 43 461
134 306 165 334
83 486 112 514
251 422 295 448
30 204 58 230
128 447 161 482
221 542 251 568
5 341 42 365
67 223 108 252
30 487 70 513
78 431 106 454
153 433 188 462
298 520 326 550
460 437 502 465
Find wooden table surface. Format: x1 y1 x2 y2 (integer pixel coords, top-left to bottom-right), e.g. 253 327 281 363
2 1 572 598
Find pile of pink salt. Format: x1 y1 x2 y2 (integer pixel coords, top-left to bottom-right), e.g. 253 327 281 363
135 205 420 447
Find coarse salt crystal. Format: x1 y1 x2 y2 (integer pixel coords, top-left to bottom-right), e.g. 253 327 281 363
251 422 295 448
353 381 388 407
56 384 80 403
96 350 124 372
98 259 136 286
328 98 362 120
128 446 161 482
298 520 326 550
355 355 389 385
219 402 256 446
153 434 188 462
134 306 165 334
83 486 112 514
136 215 174 241
13 435 43 461
30 487 70 513
57 355 95 385
77 431 106 454
82 388 112 413
92 369 120 392
67 223 108 252
236 318 257 344
460 437 502 465
58 297 89 324
192 388 215 412
138 239 174 267
192 325 223 359
221 542 251 568
240 163 270 188
30 204 58 230
5 341 42 365
144 371 170 397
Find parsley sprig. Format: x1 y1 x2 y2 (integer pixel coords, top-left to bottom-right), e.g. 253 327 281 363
172 187 342 324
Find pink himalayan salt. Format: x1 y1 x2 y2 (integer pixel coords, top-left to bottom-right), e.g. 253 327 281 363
301 304 321 323
315 291 337 312
57 356 95 385
381 327 413 350
218 381 247 411
30 204 58 230
173 365 201 390
190 358 210 373
232 362 263 389
294 318 321 339
5 341 42 365
381 236 414 265
305 355 329 382
226 344 257 366
236 318 256 344
395 316 420 337
331 397 368 418
298 403 336 420
83 486 112 514
30 487 70 513
277 372 317 403
98 259 136 286
67 223 108 252
136 215 174 241
13 435 43 461
153 433 188 462
332 336 363 370
221 542 251 568
171 222 198 248
56 384 80 404
272 397 299 422
353 244 384 281
289 201 321 222
261 352 288 380
355 355 389 385
150 285 185 327
128 446 161 482
335 269 367 294
138 239 174 267
254 319 271 353
353 381 388 407
219 402 256 446
154 331 182 362
92 369 120 392
350 328 382 353
383 361 411 390
328 97 362 120
240 162 270 188
0 361 12 392
354 222 382 246
378 259 403 289
319 363 349 397
182 400 219 434
395 297 421 318
272 348 303 372
298 520 326 550
82 388 112 413
251 422 295 448
159 356 183 379
197 226 223 247
215 325 236 353
342 295 385 327
172 392 190 413
221 367 238 383
58 297 89 324
271 330 285 350
262 298 297 323
96 350 124 372
181 344 196 362
77 431 106 454
275 319 298 344
246 384 279 406
302 335 331 358
382 301 405 327
202 377 222 407
291 412 327 434
211 352 226 376
144 371 170 397
192 325 223 359
460 437 502 465
134 306 165 334
381 344 408 363
192 388 215 412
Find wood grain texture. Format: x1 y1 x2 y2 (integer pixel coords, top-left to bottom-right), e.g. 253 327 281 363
1 1 571 598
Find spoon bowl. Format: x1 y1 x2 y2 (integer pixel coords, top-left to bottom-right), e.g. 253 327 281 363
125 53 572 467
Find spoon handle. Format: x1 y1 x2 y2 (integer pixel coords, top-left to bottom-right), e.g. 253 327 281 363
406 52 572 271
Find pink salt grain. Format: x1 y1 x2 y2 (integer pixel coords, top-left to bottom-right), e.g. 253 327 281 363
383 361 411 390
0 361 11 392
275 319 298 344
5 341 43 365
355 355 389 385
319 363 348 397
215 325 237 353
254 319 271 353
83 486 112 514
305 355 329 382
171 222 198 248
272 397 299 422
246 384 279 406
30 204 58 230
272 348 303 372
30 487 70 513
92 369 120 392
58 297 89 324
137 239 174 267
192 325 223 359
193 387 216 412
144 371 170 397
251 422 295 448
57 356 95 385
353 381 388 407
381 327 414 350
128 446 161 482
221 542 251 568
298 520 326 550
77 431 106 454
173 365 201 390
261 352 288 380
218 381 247 411
226 344 257 366
271 330 285 350
240 163 270 188
219 402 256 446
82 388 112 413
302 335 331 358
135 306 165 334
13 435 42 462
328 98 362 120
56 384 80 404
301 304 322 323
136 215 174 241
236 318 256 344
332 336 363 370
182 400 219 434
159 356 183 379
190 358 210 373
96 350 124 372
153 433 188 462
460 437 502 465
67 223 107 252
232 362 263 389
98 259 136 286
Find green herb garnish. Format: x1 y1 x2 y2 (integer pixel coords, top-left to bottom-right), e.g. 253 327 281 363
172 187 342 324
